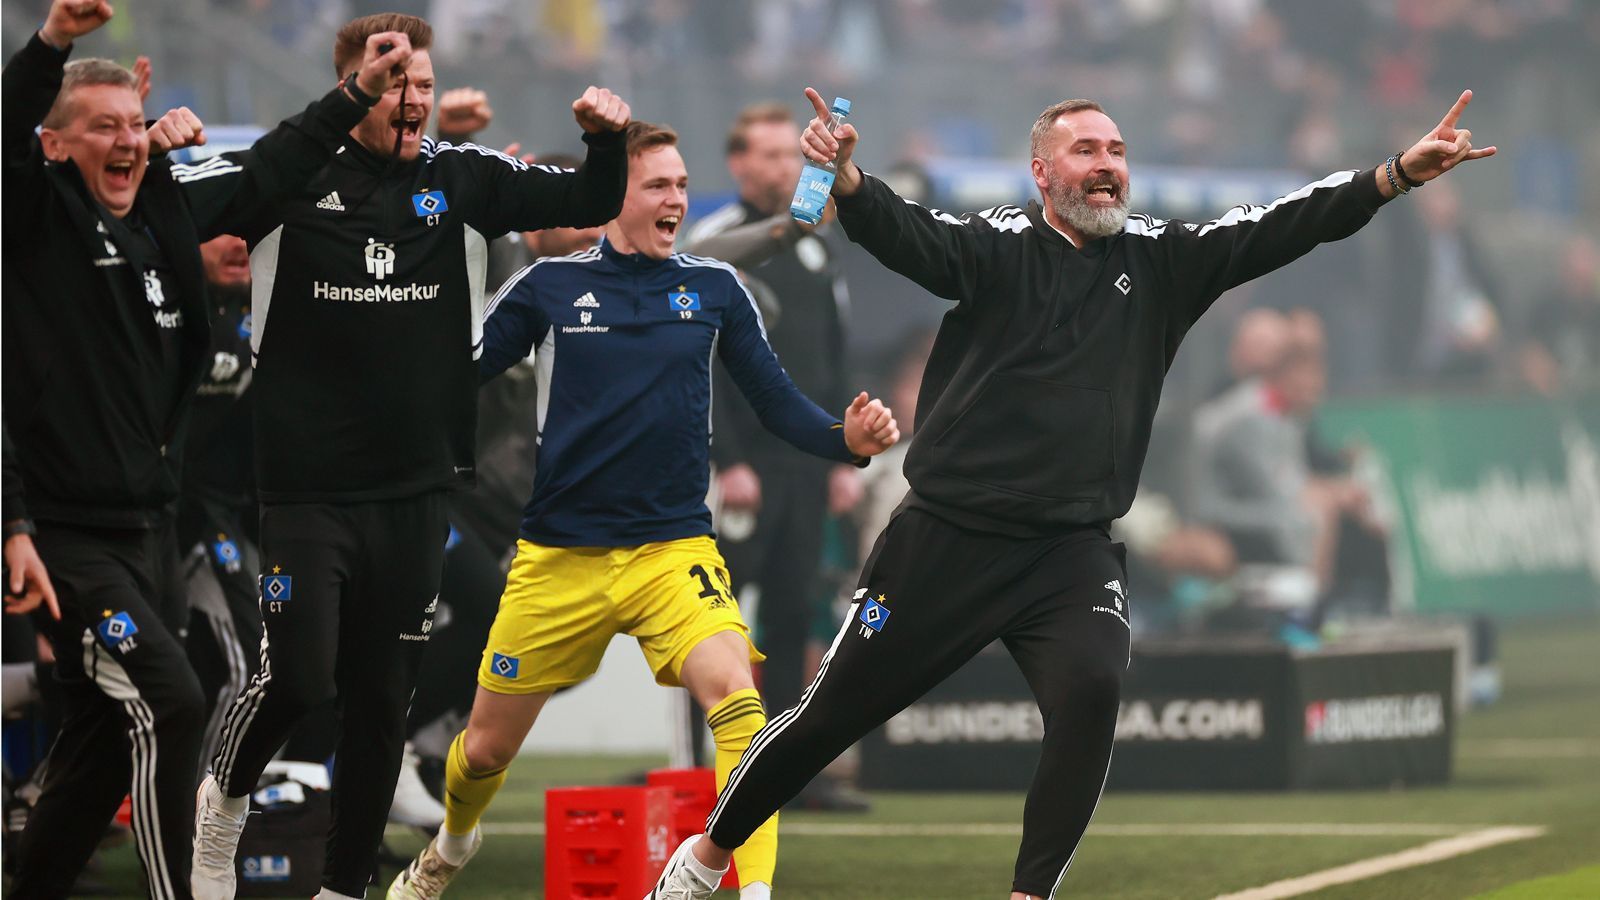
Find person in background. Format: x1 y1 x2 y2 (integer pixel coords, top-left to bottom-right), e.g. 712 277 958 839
1520 234 1600 395
686 104 862 793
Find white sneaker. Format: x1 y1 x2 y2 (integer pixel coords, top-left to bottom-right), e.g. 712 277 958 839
644 835 724 900
389 743 446 829
388 828 481 899
191 774 247 900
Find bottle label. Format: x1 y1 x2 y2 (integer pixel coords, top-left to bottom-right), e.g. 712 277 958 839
790 164 836 223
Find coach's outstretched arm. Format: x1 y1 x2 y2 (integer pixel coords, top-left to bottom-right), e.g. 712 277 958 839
1143 89 1498 328
1376 90 1497 197
174 32 416 239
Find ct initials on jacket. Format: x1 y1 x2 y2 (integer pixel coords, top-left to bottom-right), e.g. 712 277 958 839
218 131 626 504
480 237 859 548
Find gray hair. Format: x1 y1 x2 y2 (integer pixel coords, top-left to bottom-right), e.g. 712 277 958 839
43 58 138 129
1029 99 1106 161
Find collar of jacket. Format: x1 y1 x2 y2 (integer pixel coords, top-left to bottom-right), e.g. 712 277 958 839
598 234 668 271
335 138 424 176
1022 200 1114 258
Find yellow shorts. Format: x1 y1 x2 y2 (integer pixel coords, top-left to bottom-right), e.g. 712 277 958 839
477 535 763 694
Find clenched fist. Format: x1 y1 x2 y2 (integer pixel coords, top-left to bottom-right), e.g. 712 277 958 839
843 392 900 459
149 106 205 153
572 86 630 134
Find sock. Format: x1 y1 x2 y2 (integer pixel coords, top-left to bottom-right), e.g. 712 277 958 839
208 776 248 817
435 826 478 867
441 731 507 850
707 688 777 887
740 882 772 900
314 889 362 900
684 835 727 886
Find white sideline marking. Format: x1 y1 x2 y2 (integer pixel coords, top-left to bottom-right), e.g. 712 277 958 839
1460 738 1600 759
476 821 1494 838
1213 825 1547 900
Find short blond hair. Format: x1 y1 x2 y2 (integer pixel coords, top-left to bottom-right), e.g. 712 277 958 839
1029 99 1106 160
333 13 433 78
625 121 678 157
726 102 793 156
42 59 138 129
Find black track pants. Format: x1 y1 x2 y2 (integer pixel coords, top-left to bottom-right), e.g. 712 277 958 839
211 493 447 896
707 508 1131 898
14 522 204 900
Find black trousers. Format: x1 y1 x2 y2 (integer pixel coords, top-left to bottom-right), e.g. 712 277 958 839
13 521 204 900
719 462 829 714
211 493 447 896
406 522 503 733
707 508 1131 898
179 496 263 770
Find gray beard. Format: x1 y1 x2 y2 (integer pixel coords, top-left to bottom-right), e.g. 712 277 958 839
1048 177 1130 240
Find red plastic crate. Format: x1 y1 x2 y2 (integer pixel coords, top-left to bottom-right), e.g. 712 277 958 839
544 785 673 899
646 768 737 889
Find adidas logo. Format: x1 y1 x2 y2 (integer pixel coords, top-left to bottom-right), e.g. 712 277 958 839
1105 579 1125 600
315 191 345 212
572 292 600 308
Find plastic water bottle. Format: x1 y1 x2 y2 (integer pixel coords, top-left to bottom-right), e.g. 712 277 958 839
790 96 852 225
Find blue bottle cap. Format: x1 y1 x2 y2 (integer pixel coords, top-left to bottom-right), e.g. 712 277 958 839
831 97 852 116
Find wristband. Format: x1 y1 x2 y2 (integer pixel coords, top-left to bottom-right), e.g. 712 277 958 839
1393 151 1424 189
3 519 37 540
341 73 380 108
1384 154 1409 196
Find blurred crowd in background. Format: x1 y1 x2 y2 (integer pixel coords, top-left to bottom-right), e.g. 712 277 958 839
2 0 1595 630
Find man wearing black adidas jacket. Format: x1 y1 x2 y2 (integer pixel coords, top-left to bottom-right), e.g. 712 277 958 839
192 13 630 899
650 89 1495 900
3 1 405 896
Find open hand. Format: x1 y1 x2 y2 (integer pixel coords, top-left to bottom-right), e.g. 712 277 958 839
132 56 151 102
842 391 899 458
40 0 112 48
149 106 205 153
1399 90 1497 184
572 86 630 134
438 87 493 140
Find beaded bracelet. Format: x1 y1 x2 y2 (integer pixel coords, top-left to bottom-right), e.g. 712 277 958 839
1384 154 1409 195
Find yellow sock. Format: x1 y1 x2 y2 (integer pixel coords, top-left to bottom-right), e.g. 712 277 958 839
442 731 508 836
708 688 778 887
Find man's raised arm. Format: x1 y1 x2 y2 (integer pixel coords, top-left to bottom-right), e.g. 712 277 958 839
475 86 631 236
1153 89 1498 328
800 87 991 306
173 33 416 240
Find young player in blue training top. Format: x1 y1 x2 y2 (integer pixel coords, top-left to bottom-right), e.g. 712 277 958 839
388 120 900 900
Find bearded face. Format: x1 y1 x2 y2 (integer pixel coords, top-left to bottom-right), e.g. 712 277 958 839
1033 108 1132 242
1046 168 1130 241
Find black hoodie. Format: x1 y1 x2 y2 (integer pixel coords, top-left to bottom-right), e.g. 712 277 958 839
833 168 1388 535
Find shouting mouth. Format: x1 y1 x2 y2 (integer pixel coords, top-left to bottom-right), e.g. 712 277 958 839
390 116 422 141
105 159 135 190
655 215 680 242
1084 181 1122 206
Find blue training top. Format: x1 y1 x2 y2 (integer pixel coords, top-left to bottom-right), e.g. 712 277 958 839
480 237 857 547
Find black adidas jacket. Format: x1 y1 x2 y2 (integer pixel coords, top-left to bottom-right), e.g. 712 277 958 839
834 168 1388 534
2 34 366 528
209 131 626 502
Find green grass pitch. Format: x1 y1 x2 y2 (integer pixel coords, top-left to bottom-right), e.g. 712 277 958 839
85 614 1599 897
